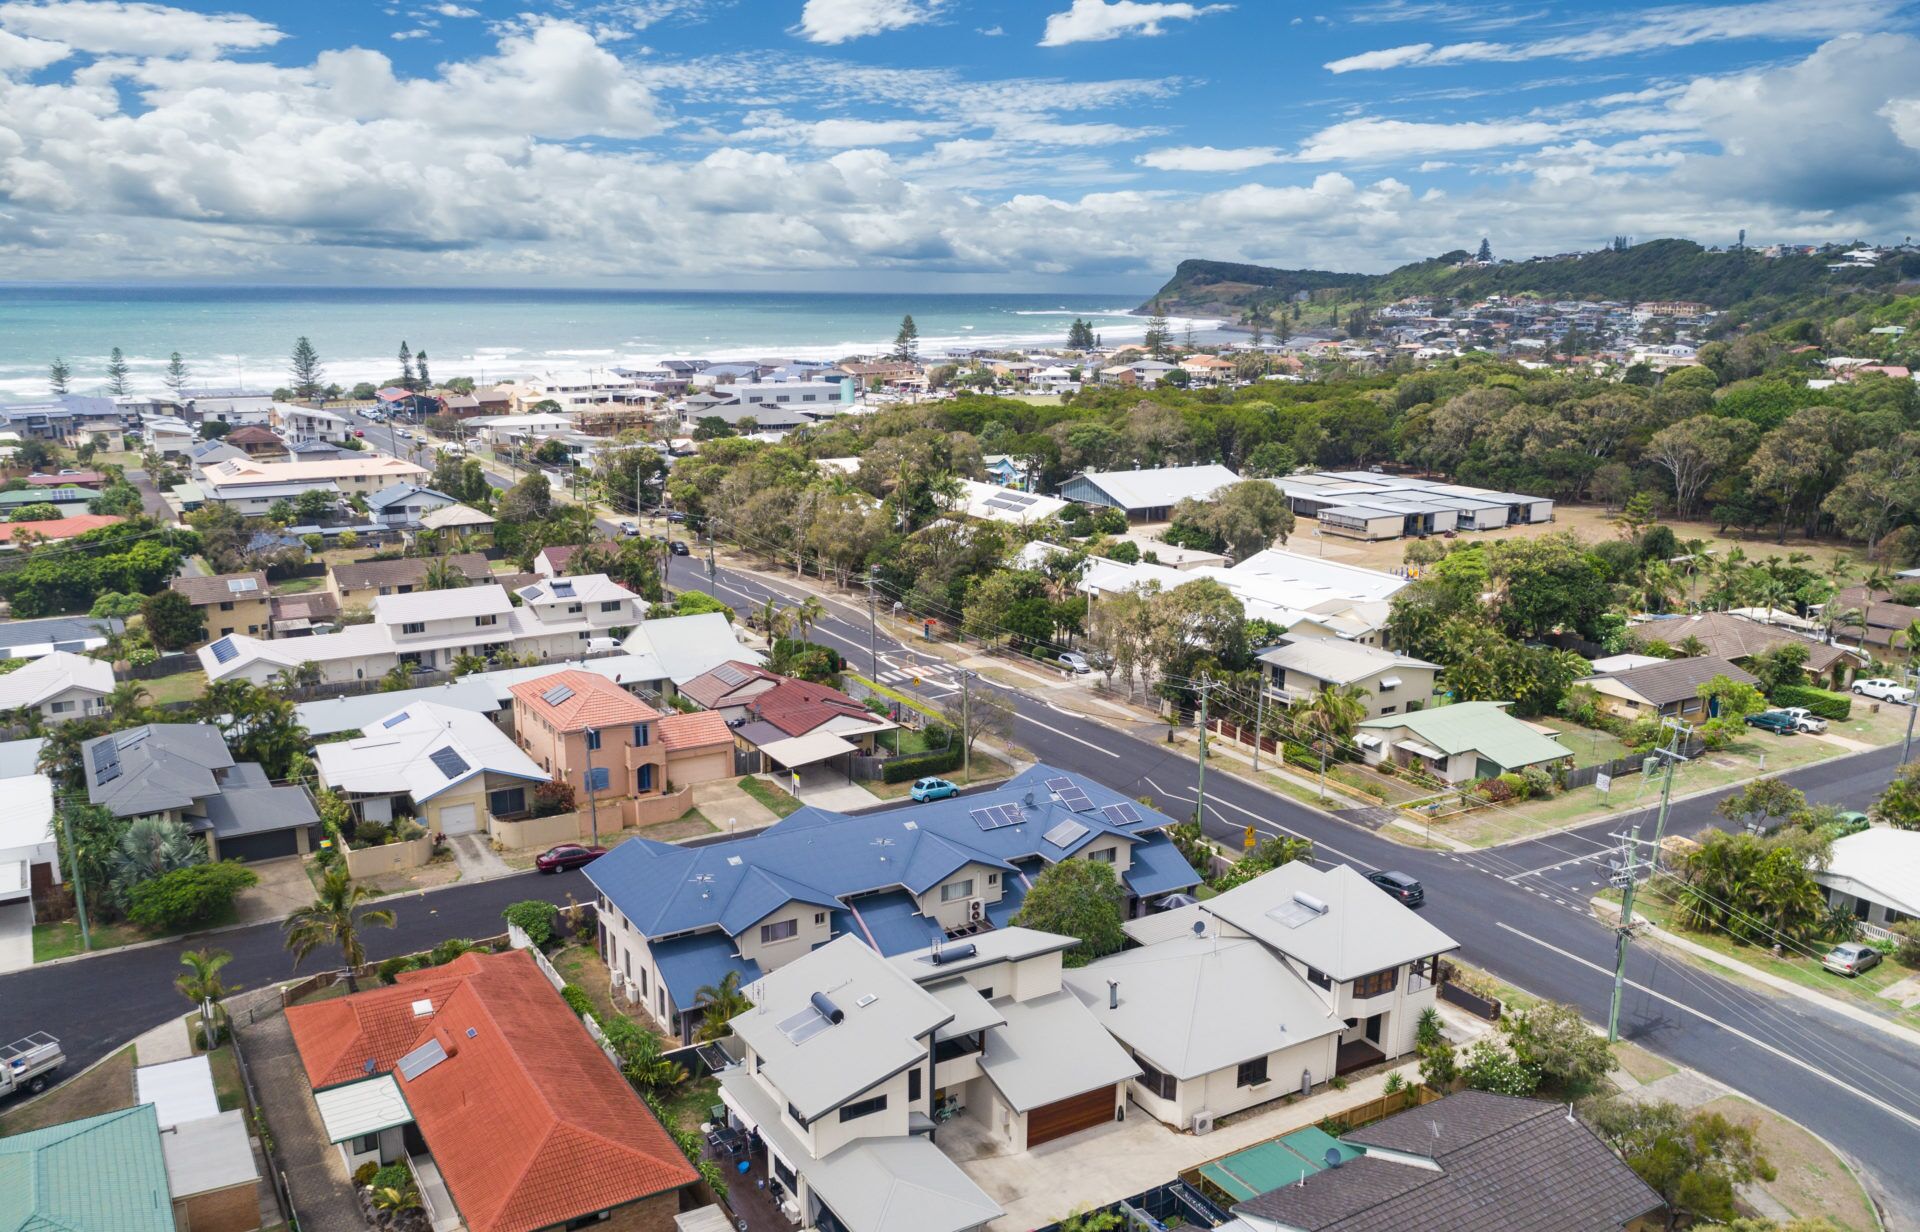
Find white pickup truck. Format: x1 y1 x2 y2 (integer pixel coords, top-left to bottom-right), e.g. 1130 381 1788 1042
0 1032 65 1098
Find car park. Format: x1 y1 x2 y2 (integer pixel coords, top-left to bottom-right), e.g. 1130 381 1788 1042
1773 707 1827 734
910 777 959 802
1366 870 1425 906
1822 942 1882 977
1743 711 1800 735
534 843 607 873
1853 678 1916 703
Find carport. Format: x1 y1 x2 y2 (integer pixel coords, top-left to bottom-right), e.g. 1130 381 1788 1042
752 729 859 782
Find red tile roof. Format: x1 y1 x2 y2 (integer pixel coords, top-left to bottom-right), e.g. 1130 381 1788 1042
535 545 582 573
747 677 876 737
0 515 123 543
27 471 104 487
286 951 696 1232
510 670 662 731
656 710 732 752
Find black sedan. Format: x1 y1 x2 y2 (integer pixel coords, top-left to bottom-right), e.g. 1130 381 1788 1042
669 540 691 556
1367 869 1425 906
534 843 607 873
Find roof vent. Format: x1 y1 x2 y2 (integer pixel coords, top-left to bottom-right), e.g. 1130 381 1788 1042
411 998 434 1017
466 1027 478 1039
855 994 877 1008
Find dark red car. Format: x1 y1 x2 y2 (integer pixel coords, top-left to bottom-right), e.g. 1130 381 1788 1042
534 843 606 873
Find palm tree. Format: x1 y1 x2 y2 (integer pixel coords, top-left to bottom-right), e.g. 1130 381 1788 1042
1297 685 1368 754
1639 560 1680 614
1900 618 1920 659
109 817 206 907
654 535 675 585
450 653 486 678
176 948 234 1049
1858 567 1893 649
379 664 414 692
423 556 468 590
284 865 396 992
106 681 149 723
692 970 752 1042
274 661 323 698
790 595 826 645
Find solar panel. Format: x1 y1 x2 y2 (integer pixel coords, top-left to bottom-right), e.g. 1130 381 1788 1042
713 663 749 687
428 746 471 779
777 1006 833 1046
1044 777 1074 792
228 578 258 593
971 805 1022 831
1266 900 1321 929
382 711 410 729
1043 819 1090 849
1101 802 1142 826
551 581 575 598
209 637 238 664
541 684 575 706
89 740 121 785
1056 787 1094 813
396 1038 448 1081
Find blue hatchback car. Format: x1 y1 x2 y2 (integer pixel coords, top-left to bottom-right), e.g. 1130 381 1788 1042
911 777 959 802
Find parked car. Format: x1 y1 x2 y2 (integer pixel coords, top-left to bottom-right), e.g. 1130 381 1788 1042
1853 678 1916 703
0 1033 64 1099
1773 707 1827 734
1058 651 1092 674
665 510 687 523
1743 711 1800 735
911 777 959 802
1366 870 1425 907
669 540 690 556
352 429 364 437
534 843 606 873
618 520 640 537
1822 942 1883 977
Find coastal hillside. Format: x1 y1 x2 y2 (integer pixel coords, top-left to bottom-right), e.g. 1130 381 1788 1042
1143 239 1919 322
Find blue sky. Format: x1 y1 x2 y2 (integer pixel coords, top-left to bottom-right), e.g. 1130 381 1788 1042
1 0 1917 286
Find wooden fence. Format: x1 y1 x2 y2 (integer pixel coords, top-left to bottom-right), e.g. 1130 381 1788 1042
1561 734 1705 792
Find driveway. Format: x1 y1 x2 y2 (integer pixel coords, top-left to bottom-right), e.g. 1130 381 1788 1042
0 901 31 973
788 765 880 812
233 1008 364 1232
233 858 316 925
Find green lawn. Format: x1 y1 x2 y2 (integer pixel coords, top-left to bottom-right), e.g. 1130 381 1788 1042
0 1046 135 1134
33 919 143 962
1534 717 1630 768
864 751 1014 799
271 576 323 595
191 1027 247 1112
736 776 802 818
143 668 208 706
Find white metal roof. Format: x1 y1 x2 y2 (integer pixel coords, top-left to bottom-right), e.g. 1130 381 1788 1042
805 1134 1004 1232
314 701 546 803
753 730 857 768
0 773 53 857
1071 464 1240 511
1202 864 1458 981
136 1056 220 1129
1816 828 1920 919
314 1075 414 1143
1257 639 1437 686
372 584 514 624
161 1109 259 1198
975 988 1140 1112
0 651 114 710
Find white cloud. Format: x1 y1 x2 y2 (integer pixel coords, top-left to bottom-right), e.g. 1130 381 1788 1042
392 28 431 39
1137 144 1282 171
978 24 1004 36
1039 0 1232 47
0 0 282 57
431 3 479 16
0 26 66 71
1290 117 1561 162
1325 0 1901 71
794 0 944 45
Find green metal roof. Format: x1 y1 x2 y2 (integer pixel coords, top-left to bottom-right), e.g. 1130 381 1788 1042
0 1105 176 1232
1357 702 1570 770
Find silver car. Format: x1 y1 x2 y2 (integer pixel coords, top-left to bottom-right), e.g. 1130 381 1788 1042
1822 942 1882 977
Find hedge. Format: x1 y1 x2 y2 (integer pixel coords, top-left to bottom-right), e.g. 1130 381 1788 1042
125 861 258 931
1770 684 1852 721
880 747 965 784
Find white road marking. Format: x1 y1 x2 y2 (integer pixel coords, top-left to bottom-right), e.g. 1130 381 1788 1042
1494 922 1920 1133
1141 775 1369 869
1016 712 1120 757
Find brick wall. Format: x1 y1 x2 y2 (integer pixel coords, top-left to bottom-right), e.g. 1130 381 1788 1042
574 1189 683 1232
174 1182 262 1232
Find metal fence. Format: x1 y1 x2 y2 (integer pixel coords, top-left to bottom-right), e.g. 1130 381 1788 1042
226 995 297 1231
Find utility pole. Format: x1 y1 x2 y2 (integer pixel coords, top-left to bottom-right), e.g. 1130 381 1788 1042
706 514 718 580
583 730 601 847
1649 717 1693 852
961 670 972 782
1251 672 1267 774
1607 824 1642 1043
1903 668 1919 765
866 567 880 678
1194 677 1213 826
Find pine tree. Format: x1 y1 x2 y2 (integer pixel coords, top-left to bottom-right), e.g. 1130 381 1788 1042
398 341 415 391
1250 321 1265 347
1143 313 1170 359
1476 236 1493 262
289 336 323 399
164 352 188 400
1067 318 1094 350
49 357 70 396
105 347 130 396
892 315 919 362
415 350 431 389
1182 322 1197 351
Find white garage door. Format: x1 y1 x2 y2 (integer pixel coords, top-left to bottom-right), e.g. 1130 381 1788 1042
438 803 478 836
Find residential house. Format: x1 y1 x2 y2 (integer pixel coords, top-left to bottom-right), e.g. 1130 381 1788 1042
1058 464 1241 522
707 937 1008 1232
0 1107 178 1232
585 763 1199 1041
171 571 273 644
1631 611 1857 685
188 440 250 476
81 724 320 861
1232 1091 1665 1232
284 949 698 1232
366 483 459 529
1577 655 1759 722
1179 354 1236 384
416 502 495 537
621 613 768 700
143 415 198 457
0 650 114 724
1833 585 1920 654
185 389 273 426
0 614 118 660
953 479 1069 526
1812 827 1919 934
198 455 429 507
315 701 549 839
0 513 127 551
137 1053 264 1232
26 469 105 490
0 772 59 922
1122 861 1456 1074
981 454 1024 489
270 590 340 638
327 553 493 610
201 576 642 686
1258 640 1440 719
269 402 352 444
534 544 584 578
0 486 93 517
286 438 349 462
675 661 894 778
223 425 287 458
508 670 735 830
1354 701 1572 785
470 413 574 446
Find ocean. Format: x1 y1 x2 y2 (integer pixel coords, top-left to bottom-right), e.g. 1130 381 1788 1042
0 285 1220 402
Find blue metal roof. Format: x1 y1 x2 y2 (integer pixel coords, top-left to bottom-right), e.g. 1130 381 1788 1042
843 890 942 954
986 860 1040 929
587 763 1193 944
651 930 761 1009
1123 834 1205 899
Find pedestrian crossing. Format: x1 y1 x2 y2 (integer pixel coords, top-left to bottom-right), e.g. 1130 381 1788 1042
875 666 959 692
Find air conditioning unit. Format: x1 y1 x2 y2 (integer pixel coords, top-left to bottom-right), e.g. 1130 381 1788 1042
1191 1111 1215 1136
968 899 986 923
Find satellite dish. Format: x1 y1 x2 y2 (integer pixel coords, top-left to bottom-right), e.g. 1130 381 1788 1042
1325 1147 1345 1169
1191 920 1206 936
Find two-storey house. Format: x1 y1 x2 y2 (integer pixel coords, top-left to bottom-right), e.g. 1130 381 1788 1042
82 724 320 861
0 651 113 725
170 572 273 644
1257 639 1440 719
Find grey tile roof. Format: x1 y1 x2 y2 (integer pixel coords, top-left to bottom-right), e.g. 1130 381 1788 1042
330 552 491 592
1238 1093 1666 1232
1579 654 1757 706
195 785 320 838
83 724 235 817
0 615 117 653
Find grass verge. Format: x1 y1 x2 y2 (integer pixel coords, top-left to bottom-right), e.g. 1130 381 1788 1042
143 668 209 707
862 751 1015 799
32 919 145 962
736 776 803 818
1703 1095 1880 1232
0 1046 135 1134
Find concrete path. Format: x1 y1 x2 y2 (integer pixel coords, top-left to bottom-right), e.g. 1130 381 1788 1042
130 1013 194 1064
0 900 32 974
690 779 778 831
789 766 881 811
447 833 511 881
232 857 314 925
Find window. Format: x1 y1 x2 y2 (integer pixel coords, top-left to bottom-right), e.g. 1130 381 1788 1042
48 700 71 714
787 1102 807 1126
1379 705 1397 715
761 919 799 944
908 1068 922 1102
1086 847 1115 864
402 622 425 635
1236 1057 1269 1088
637 764 655 793
586 729 602 751
475 614 497 627
352 1133 379 1154
488 787 526 816
1307 967 1332 990
586 766 610 792
987 872 998 884
839 1094 887 1123
219 601 234 612
940 879 975 903
600 601 622 613
564 1212 609 1230
1351 967 1399 999
1133 1055 1177 1101
814 912 826 925
633 723 649 747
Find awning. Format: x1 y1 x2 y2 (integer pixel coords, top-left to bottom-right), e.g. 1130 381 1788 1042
1380 675 1404 688
756 730 857 768
314 1075 413 1143
1396 739 1446 760
1356 734 1383 749
718 1083 761 1136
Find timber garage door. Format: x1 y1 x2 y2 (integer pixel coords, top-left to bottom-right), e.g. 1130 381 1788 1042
1028 1086 1115 1147
438 804 479 836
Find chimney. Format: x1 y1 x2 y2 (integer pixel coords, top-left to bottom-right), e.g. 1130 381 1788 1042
1108 980 1119 1010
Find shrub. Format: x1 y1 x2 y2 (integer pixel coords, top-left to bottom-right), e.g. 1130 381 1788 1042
429 938 477 966
1769 683 1852 721
1497 772 1528 799
376 955 420 984
504 900 559 946
369 1163 411 1193
1382 1072 1406 1095
1459 1040 1542 1097
125 861 257 931
1520 765 1556 799
560 984 595 1018
354 822 390 847
353 1162 380 1187
1892 921 1920 967
879 747 964 783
